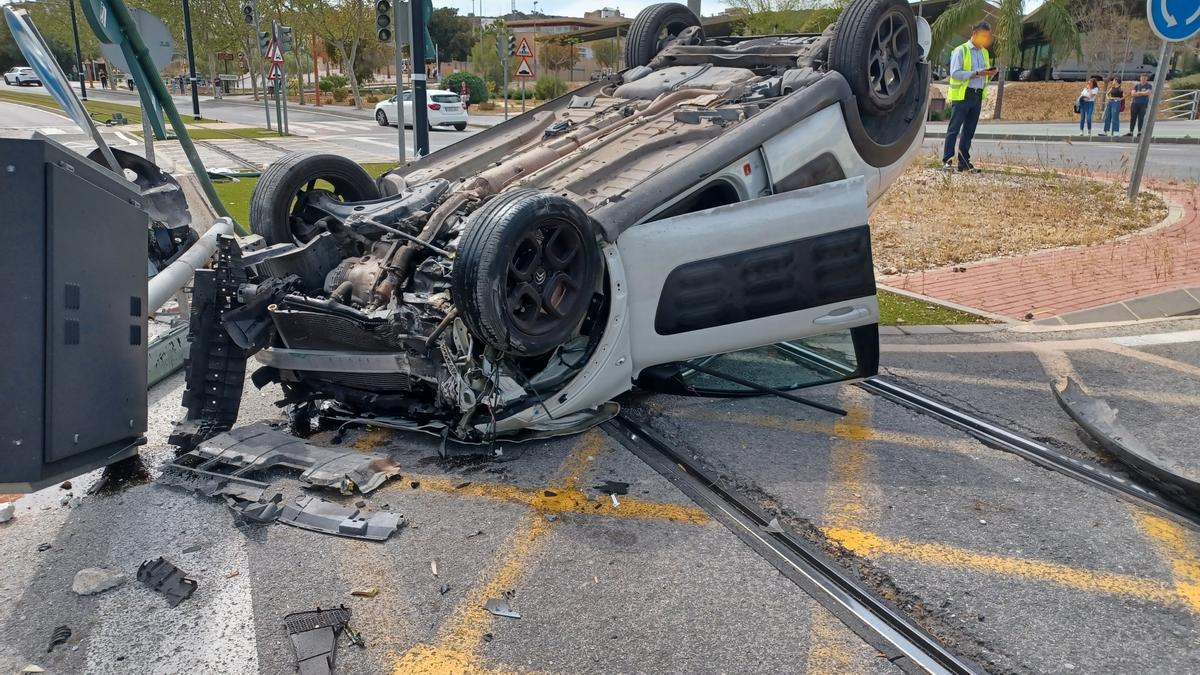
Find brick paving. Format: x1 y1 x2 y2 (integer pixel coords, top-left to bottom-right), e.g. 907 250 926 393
879 181 1200 320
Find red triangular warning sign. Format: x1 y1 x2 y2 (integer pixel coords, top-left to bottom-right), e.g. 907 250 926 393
515 38 533 58
514 57 534 79
268 41 284 63
268 63 283 81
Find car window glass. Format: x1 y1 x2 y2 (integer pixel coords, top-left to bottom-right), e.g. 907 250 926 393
431 95 459 103
678 331 859 393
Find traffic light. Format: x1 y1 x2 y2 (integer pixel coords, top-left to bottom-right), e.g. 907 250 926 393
279 25 294 52
240 0 255 25
258 31 270 56
495 33 504 60
375 0 392 42
507 34 516 57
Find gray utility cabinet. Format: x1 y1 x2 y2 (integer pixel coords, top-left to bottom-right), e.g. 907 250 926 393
0 137 149 491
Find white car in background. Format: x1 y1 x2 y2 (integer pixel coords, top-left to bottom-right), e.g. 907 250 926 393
375 88 468 131
3 66 41 86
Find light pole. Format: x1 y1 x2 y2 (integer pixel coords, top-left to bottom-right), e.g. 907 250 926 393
67 0 87 100
181 0 201 119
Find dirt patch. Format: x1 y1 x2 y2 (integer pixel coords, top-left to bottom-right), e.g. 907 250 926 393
872 163 1168 274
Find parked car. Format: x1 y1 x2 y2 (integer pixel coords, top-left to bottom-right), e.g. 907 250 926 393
3 66 41 86
180 0 931 444
374 88 468 131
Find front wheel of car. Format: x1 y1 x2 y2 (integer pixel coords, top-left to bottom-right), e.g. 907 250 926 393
375 109 389 126
249 152 380 246
625 3 704 69
830 0 918 116
452 190 603 357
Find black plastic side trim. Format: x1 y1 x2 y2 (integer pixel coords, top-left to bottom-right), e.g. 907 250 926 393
773 152 846 192
654 224 874 335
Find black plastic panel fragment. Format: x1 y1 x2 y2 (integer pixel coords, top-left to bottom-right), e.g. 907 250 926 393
654 225 875 335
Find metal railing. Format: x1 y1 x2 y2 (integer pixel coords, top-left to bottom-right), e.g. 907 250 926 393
1162 89 1199 120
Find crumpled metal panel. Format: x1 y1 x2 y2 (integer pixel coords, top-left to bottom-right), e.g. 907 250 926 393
186 422 401 494
278 495 403 541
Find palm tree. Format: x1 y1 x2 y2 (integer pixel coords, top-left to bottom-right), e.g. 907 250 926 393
930 0 1080 119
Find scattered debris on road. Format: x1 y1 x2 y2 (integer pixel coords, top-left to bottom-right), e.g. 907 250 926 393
0 502 14 523
46 625 71 652
431 559 439 577
137 557 198 607
351 588 378 598
278 495 404 541
593 480 630 495
466 529 484 538
284 606 353 675
19 665 45 673
764 518 784 534
225 492 284 525
71 567 125 595
439 582 451 595
484 597 521 619
36 543 51 552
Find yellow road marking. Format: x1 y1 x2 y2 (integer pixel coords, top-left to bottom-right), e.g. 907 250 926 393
672 406 986 457
395 431 688 674
1131 512 1200 614
806 390 880 673
389 473 711 525
825 526 1188 608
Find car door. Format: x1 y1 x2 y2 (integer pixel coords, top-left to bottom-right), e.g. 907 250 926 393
401 90 414 125
616 175 878 376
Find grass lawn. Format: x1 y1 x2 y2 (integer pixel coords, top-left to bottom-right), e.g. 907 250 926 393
878 290 986 325
214 162 398 226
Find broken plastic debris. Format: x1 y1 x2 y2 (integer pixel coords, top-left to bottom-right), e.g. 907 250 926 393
593 480 630 495
19 666 45 674
137 557 198 607
610 494 620 508
466 529 484 538
439 583 451 595
278 496 403 541
431 559 439 577
47 625 71 653
484 598 521 619
763 518 784 534
351 588 379 598
284 606 351 675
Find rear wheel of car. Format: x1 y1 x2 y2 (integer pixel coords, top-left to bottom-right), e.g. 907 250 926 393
249 152 380 245
452 190 603 357
830 0 918 116
454 122 467 131
375 109 389 126
625 3 704 69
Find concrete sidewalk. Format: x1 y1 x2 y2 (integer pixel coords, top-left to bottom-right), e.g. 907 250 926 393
880 181 1200 322
926 119 1200 144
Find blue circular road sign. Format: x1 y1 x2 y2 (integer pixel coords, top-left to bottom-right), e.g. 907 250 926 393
1147 0 1200 42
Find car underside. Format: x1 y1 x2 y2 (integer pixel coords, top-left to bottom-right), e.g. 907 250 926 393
176 0 930 448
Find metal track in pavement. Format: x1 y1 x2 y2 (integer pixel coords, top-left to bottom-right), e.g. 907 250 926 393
859 377 1200 530
604 416 983 675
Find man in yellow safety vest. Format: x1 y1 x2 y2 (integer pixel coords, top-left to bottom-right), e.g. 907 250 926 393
942 21 998 173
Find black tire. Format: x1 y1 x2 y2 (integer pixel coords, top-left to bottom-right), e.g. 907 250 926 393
375 109 389 126
624 3 703 68
830 0 918 116
453 122 467 131
249 152 380 245
452 190 603 357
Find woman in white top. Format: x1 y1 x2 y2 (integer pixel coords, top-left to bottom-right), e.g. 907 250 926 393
1078 78 1099 136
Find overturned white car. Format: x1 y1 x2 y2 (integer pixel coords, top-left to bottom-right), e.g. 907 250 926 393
177 0 931 446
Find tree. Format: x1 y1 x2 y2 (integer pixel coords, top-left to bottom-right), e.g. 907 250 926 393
1072 0 1157 80
290 0 371 108
539 40 578 78
428 7 476 62
931 0 1080 119
468 23 506 92
723 0 842 35
591 38 621 71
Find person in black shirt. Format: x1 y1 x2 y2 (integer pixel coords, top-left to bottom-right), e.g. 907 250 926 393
1099 77 1123 136
1126 73 1152 137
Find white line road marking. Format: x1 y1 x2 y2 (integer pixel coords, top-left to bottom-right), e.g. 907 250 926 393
113 131 140 145
1109 330 1200 347
345 135 411 151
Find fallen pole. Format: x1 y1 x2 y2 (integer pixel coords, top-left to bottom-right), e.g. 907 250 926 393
148 217 234 312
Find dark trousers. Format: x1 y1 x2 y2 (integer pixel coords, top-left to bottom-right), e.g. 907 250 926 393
1130 103 1148 134
942 89 984 166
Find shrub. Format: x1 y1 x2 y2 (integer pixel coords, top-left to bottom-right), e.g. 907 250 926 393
365 94 380 104
332 87 349 102
477 100 496 111
320 74 348 93
1170 73 1200 90
505 87 535 100
534 75 567 100
442 72 488 104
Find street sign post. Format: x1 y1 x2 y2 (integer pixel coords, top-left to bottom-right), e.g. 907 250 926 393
1129 0 1199 200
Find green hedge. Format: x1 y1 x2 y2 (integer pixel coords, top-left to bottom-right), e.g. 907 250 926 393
442 72 488 104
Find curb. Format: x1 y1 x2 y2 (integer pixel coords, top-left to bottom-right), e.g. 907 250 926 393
925 131 1200 145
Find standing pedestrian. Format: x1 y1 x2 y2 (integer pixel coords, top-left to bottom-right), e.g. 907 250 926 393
1099 77 1123 136
460 80 470 112
1126 72 1152 137
1077 77 1099 136
942 21 998 173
